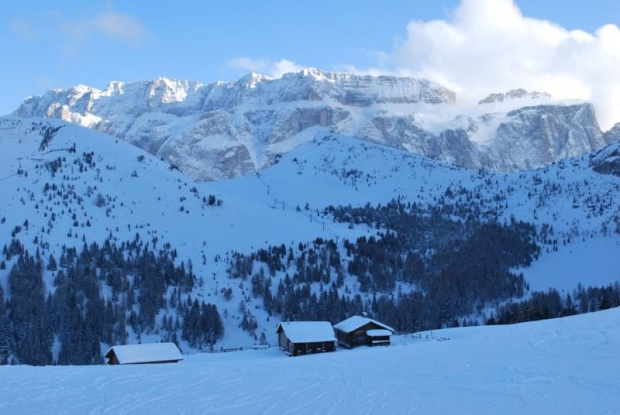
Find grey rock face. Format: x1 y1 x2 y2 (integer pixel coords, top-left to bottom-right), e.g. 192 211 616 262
487 104 607 170
591 124 620 176
354 103 610 172
266 107 350 144
591 144 620 176
604 123 620 144
14 70 618 181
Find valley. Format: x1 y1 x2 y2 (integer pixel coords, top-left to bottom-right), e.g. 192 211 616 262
0 114 618 363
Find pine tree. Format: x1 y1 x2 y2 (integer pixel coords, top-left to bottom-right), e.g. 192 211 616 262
0 286 11 365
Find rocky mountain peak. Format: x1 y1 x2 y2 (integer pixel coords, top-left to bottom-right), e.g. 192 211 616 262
297 67 334 80
479 89 551 104
235 72 272 89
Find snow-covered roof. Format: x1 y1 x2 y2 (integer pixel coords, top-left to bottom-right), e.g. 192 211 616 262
367 329 393 337
333 316 395 333
104 342 183 364
276 321 336 343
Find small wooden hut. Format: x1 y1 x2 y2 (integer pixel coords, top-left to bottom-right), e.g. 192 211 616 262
333 316 394 348
276 321 336 356
104 342 183 365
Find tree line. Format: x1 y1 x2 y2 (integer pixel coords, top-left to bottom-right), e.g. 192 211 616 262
0 236 223 365
228 199 541 332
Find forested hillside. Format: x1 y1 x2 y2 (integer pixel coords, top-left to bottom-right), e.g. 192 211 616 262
0 117 618 364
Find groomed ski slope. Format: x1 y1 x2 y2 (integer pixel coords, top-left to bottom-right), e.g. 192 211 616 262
1 308 618 415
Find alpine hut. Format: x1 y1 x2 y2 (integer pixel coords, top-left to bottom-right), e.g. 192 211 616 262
276 321 336 356
333 315 395 348
104 342 183 365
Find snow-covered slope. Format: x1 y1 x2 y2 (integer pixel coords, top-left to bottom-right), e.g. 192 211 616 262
0 116 368 349
15 70 617 180
0 307 618 414
0 116 618 353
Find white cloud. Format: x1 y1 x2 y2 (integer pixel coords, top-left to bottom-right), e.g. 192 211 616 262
61 10 147 50
9 8 148 56
8 19 37 41
269 59 305 78
383 0 620 130
227 57 268 73
227 57 304 78
91 11 147 47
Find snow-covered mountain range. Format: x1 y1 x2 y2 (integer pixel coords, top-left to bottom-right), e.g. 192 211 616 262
15 69 620 181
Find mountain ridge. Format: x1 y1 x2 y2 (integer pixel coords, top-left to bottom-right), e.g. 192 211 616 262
14 69 619 181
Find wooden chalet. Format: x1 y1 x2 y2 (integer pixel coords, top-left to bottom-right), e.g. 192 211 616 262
333 316 395 348
276 321 336 356
104 342 183 365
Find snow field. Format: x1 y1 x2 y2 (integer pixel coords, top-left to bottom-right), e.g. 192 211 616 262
522 236 620 292
0 308 618 414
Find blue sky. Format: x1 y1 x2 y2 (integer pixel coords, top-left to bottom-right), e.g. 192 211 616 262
2 0 620 121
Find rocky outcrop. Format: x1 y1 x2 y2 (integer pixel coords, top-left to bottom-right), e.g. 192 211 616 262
353 103 611 172
487 104 608 170
479 89 551 104
591 125 620 176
